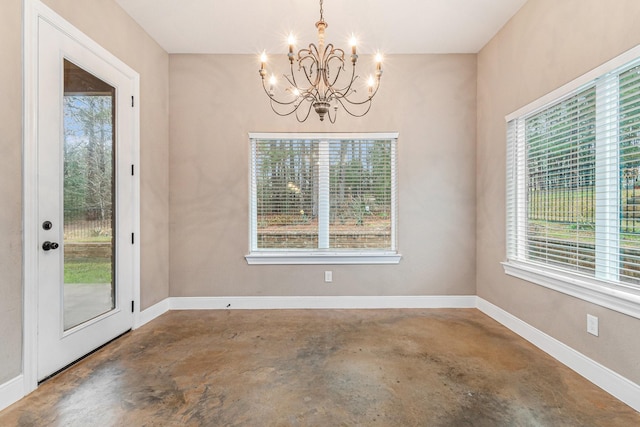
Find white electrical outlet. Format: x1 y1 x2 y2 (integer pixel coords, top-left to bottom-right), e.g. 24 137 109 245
324 271 333 283
587 314 599 336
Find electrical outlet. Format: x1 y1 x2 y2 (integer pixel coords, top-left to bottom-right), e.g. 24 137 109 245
587 314 599 336
324 271 333 283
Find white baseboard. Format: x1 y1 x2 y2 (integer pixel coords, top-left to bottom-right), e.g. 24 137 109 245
0 375 24 412
476 297 640 412
135 295 476 330
135 298 170 329
168 295 477 310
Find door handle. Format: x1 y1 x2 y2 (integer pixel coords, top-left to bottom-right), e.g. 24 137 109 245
42 241 59 251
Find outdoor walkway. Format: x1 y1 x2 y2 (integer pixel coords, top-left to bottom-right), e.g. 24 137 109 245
63 282 113 330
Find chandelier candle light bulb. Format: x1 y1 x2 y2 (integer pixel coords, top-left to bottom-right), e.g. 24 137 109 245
288 34 295 63
259 52 267 74
368 75 375 96
258 0 383 123
269 74 276 95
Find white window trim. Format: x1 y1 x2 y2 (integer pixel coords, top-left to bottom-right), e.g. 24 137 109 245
245 252 402 265
503 44 640 319
246 132 401 265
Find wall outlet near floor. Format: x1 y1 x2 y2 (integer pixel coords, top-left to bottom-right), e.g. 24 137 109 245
587 314 599 336
324 271 333 283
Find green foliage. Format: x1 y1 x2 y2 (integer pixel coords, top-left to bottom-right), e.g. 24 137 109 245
64 95 114 222
256 139 393 227
64 259 112 284
526 86 596 192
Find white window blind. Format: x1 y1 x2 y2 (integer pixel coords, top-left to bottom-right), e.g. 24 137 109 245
506 52 640 314
248 133 399 264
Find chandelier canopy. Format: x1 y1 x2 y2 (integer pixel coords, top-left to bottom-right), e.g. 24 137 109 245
258 0 383 123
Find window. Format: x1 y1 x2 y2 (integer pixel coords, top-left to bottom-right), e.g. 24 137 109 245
505 48 640 318
246 133 400 264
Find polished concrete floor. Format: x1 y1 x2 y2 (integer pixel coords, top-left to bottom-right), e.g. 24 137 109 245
1 309 638 426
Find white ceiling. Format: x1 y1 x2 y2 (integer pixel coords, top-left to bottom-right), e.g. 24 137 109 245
115 0 528 54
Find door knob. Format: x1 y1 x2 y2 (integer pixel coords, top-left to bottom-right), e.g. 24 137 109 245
42 241 59 251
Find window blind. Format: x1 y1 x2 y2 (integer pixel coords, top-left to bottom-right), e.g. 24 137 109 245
250 135 397 253
507 59 640 289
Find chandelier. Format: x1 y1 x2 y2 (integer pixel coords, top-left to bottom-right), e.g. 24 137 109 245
258 0 383 123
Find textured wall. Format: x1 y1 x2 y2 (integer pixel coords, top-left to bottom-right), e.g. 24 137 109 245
169 54 477 298
0 0 25 384
477 0 640 384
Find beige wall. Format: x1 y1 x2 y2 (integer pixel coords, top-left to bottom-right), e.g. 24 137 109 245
477 0 640 384
0 0 25 384
0 0 170 383
169 54 477 297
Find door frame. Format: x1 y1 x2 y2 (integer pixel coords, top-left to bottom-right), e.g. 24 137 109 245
22 0 140 393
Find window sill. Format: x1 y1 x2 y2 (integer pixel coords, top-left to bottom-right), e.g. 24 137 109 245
502 260 640 320
245 252 402 265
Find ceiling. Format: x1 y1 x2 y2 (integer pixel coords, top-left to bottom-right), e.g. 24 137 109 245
114 0 528 54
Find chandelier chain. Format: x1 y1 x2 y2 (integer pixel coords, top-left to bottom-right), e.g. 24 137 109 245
319 0 324 22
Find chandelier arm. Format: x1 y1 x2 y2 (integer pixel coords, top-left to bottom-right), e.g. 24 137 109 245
293 50 312 89
323 48 359 97
324 46 345 69
261 78 299 107
287 59 302 92
327 104 337 124
336 89 380 106
295 99 315 122
333 95 374 118
322 45 344 70
268 102 296 117
269 97 304 117
283 73 311 97
332 73 382 106
323 47 347 97
323 67 357 105
298 46 319 64
298 46 322 90
325 61 354 97
299 63 320 97
283 67 314 102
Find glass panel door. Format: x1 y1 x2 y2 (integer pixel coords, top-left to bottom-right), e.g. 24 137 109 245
63 60 116 331
36 15 136 381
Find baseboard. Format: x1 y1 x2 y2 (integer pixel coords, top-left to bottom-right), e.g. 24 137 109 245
136 295 475 327
0 375 24 412
476 297 640 412
168 295 477 310
135 298 170 329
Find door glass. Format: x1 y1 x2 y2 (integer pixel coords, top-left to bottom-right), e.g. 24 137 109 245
63 60 116 331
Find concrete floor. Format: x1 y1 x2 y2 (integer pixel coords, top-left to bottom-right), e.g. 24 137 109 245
1 309 638 426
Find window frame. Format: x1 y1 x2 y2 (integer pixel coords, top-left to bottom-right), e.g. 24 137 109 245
504 46 640 319
246 132 401 265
